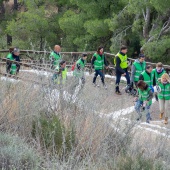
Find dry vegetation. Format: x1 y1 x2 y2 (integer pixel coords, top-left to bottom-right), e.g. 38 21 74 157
0 69 169 170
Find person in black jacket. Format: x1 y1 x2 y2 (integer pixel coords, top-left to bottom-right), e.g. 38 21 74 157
115 46 130 95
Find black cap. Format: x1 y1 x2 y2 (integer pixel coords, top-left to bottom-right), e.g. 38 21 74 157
82 53 87 57
139 53 145 58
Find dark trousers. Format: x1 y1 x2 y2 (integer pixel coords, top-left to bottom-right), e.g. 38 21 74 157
115 70 130 91
93 70 105 84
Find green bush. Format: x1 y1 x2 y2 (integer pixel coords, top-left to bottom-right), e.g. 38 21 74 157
0 133 41 170
32 114 75 157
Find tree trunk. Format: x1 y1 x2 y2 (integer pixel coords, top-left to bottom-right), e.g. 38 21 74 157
14 0 18 10
7 34 12 46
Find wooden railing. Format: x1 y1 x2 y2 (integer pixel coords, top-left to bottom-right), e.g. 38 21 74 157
1 50 170 72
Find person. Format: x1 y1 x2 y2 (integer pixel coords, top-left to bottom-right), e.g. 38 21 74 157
152 62 166 101
73 53 87 85
152 62 166 86
52 60 67 85
6 47 20 74
157 73 170 124
115 45 130 95
135 80 153 123
139 65 153 87
131 53 146 87
91 46 108 89
49 45 61 69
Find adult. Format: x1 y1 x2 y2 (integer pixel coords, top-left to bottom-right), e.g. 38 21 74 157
139 65 153 87
73 53 87 85
6 47 20 74
49 45 61 69
91 46 108 89
135 80 153 123
131 53 146 87
157 73 170 124
152 62 166 86
115 45 130 95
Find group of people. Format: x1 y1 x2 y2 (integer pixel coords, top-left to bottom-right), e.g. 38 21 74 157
5 45 170 125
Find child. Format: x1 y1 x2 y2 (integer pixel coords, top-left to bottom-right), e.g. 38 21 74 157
135 80 153 123
52 60 67 85
157 73 170 124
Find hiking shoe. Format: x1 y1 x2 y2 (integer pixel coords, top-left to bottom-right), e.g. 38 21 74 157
115 91 122 95
160 112 164 119
146 120 150 124
93 83 97 87
136 114 142 121
164 117 168 124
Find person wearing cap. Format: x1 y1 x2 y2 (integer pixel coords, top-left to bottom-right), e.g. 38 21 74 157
91 46 108 89
157 73 170 124
49 45 61 69
139 65 153 87
130 54 146 87
6 47 20 74
52 60 67 85
135 80 153 123
73 53 87 85
115 45 130 94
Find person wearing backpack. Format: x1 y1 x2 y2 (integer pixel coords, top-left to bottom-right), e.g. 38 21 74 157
157 73 170 124
91 46 108 89
115 45 130 95
135 80 153 123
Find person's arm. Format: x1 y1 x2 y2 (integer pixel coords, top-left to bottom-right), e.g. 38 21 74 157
130 64 136 83
139 74 144 81
91 56 96 68
147 90 153 102
104 56 108 67
153 72 156 86
116 57 125 74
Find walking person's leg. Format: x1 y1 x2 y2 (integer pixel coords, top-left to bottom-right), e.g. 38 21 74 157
164 100 169 124
93 70 99 85
125 70 130 85
145 104 151 123
115 72 121 94
158 99 165 119
135 100 143 120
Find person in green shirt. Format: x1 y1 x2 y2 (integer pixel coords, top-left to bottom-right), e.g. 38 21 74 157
52 60 67 85
135 80 153 123
91 46 108 89
157 73 170 124
131 54 146 87
49 45 61 69
73 53 87 85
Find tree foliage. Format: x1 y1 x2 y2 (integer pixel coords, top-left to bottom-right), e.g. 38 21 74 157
0 0 170 62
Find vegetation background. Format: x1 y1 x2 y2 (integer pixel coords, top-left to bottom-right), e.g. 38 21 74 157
0 0 170 63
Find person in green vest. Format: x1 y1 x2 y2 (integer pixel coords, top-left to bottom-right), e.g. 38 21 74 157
130 53 146 87
73 53 87 85
91 46 108 89
52 60 67 85
152 62 166 101
139 65 153 87
49 45 61 69
152 62 166 86
115 45 130 95
135 80 153 123
157 73 170 124
6 47 20 74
